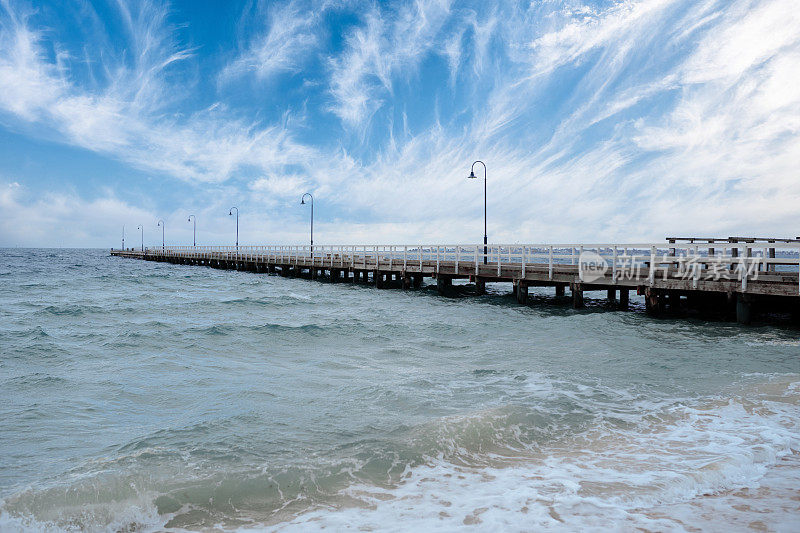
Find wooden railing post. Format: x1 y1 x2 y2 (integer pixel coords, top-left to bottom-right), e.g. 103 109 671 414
649 246 656 286
611 245 618 284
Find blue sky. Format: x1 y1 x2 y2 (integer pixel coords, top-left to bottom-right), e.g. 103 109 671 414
0 0 798 247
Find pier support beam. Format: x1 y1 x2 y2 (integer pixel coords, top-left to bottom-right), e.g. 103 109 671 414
514 281 528 304
736 294 753 325
555 285 565 298
666 291 680 311
375 272 385 289
619 289 629 311
475 278 486 295
606 289 616 304
571 283 584 309
791 304 800 326
645 288 666 317
413 274 423 289
726 292 737 320
437 275 452 296
645 288 656 315
685 292 698 312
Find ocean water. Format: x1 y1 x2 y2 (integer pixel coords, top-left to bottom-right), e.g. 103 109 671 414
1 248 798 532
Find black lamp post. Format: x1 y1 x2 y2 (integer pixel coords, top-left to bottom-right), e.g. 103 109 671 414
157 219 165 251
301 193 313 256
229 207 238 249
137 224 143 252
188 215 196 246
122 224 125 250
467 160 487 264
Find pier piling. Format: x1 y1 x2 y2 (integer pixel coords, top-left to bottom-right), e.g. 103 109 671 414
571 283 584 309
619 289 629 310
736 294 753 324
515 281 528 304
607 289 616 303
437 275 452 296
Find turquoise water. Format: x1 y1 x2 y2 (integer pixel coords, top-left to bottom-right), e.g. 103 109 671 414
1 249 798 531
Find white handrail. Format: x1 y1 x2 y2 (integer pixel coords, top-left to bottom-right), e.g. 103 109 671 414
116 241 800 296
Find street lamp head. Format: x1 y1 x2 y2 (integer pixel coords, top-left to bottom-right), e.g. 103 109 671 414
467 170 477 179
300 198 305 205
228 210 233 216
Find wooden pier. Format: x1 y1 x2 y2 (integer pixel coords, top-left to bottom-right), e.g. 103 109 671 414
111 240 800 324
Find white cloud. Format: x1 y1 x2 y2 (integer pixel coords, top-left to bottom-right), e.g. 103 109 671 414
526 0 677 77
1 0 799 247
634 0 800 192
312 0 800 243
327 0 454 128
0 180 153 247
0 178 315 247
0 0 316 183
250 174 307 198
220 0 318 83
680 0 800 85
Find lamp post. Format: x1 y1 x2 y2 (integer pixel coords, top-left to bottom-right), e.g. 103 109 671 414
157 219 165 251
301 193 313 257
188 215 196 246
137 225 143 252
467 160 487 264
229 207 238 249
122 225 125 250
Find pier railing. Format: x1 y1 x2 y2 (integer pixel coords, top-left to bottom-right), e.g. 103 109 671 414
113 241 800 294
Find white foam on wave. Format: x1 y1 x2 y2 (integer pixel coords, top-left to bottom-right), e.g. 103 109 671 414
287 292 312 301
3 378 798 532
276 379 800 532
0 496 164 533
